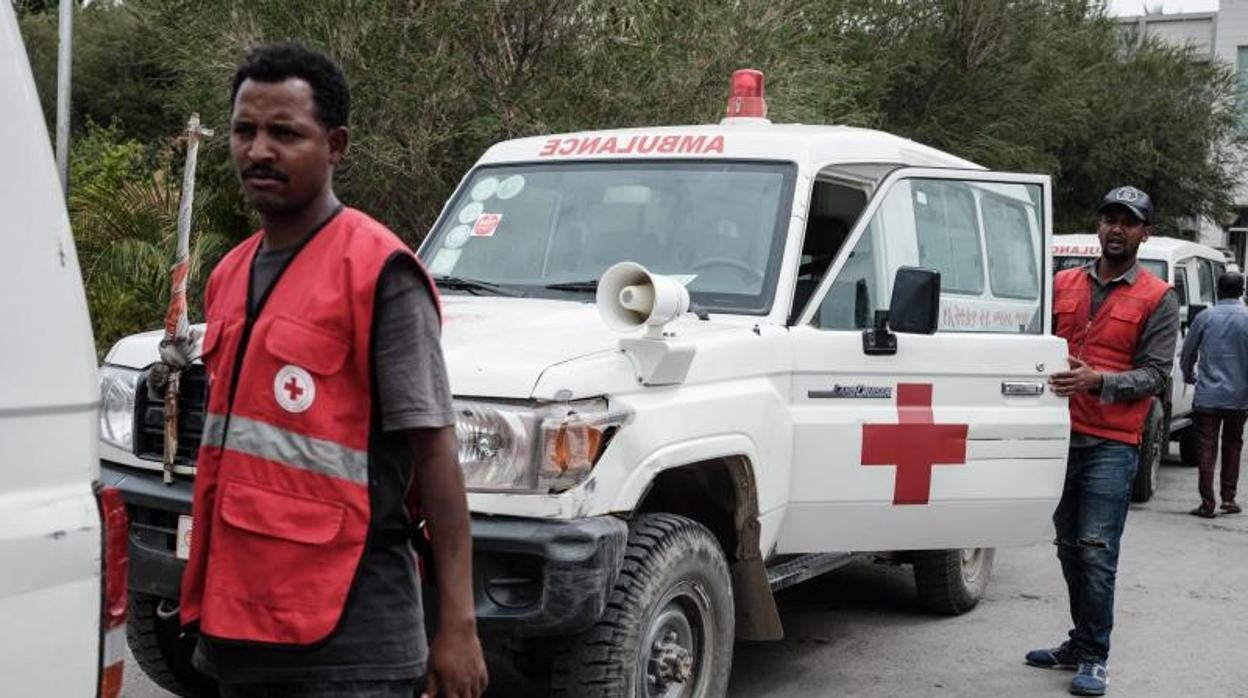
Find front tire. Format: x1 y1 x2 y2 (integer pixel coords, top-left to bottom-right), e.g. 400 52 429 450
913 548 994 615
1132 398 1166 502
127 593 217 698
549 514 734 698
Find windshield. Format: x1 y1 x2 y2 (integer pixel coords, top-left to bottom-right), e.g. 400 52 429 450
419 161 796 313
1054 255 1168 280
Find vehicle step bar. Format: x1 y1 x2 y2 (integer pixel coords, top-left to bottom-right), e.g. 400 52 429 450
766 552 856 592
1170 416 1193 434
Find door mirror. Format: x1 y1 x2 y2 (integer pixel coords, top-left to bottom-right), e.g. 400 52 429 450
889 266 941 334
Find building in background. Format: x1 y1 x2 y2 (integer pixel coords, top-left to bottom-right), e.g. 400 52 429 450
1117 2 1248 269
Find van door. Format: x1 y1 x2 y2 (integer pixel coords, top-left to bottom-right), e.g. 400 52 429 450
0 3 107 695
779 169 1069 553
1171 264 1195 419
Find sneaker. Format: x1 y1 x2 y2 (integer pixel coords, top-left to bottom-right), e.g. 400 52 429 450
1070 661 1108 695
1025 642 1078 669
1221 501 1242 514
1189 506 1217 519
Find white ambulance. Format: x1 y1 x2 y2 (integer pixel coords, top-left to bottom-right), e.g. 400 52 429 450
101 70 1069 695
0 3 128 696
1052 233 1231 502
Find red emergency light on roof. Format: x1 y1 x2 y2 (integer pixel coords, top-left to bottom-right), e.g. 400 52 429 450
724 69 767 119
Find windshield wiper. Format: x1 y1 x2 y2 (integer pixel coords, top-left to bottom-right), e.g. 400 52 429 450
543 280 599 292
433 275 523 297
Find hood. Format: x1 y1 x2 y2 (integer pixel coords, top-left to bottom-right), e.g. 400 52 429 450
441 296 619 397
101 297 734 399
103 327 171 370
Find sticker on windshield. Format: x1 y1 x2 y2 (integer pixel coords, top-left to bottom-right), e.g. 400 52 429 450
470 177 499 201
472 213 503 237
429 248 461 275
444 225 471 249
496 175 525 200
457 201 484 224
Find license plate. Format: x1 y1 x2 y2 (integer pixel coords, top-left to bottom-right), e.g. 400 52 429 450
176 515 193 560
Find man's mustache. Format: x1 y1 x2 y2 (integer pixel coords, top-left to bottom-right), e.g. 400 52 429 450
242 165 288 182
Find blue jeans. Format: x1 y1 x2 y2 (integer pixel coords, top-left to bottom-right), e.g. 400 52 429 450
1053 441 1138 663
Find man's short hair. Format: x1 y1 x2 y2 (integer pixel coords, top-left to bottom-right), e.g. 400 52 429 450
1217 271 1245 300
230 42 349 129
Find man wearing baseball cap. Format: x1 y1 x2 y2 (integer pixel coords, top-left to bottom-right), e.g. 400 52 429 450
1026 185 1179 695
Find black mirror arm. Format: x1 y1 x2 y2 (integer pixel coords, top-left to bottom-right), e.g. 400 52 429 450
862 309 897 356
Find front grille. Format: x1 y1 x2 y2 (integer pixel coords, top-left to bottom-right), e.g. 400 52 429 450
128 506 181 553
135 364 207 466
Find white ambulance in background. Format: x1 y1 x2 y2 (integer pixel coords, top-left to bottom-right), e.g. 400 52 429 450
1052 233 1231 502
0 3 128 697
102 69 1069 695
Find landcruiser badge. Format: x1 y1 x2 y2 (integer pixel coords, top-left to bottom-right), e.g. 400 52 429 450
274 364 315 413
808 384 892 399
861 383 967 505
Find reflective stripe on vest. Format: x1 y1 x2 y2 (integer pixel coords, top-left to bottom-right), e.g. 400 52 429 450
201 412 369 485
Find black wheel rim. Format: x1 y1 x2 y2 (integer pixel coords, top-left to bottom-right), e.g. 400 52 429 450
638 579 714 698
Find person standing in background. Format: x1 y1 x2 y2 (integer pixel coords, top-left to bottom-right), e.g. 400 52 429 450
1180 271 1248 518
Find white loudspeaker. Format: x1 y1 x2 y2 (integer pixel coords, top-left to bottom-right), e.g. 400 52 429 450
596 262 691 336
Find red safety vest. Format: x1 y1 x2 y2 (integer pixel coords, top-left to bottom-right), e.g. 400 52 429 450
1053 264 1170 445
180 207 437 645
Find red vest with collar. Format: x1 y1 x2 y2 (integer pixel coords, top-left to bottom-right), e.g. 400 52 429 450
179 207 436 645
1053 265 1170 445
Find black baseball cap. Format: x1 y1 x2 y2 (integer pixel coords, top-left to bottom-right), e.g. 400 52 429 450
1098 185 1153 224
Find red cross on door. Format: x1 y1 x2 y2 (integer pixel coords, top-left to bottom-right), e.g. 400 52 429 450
860 383 968 505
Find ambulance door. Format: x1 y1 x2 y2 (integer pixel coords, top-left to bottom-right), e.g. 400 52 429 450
778 169 1069 554
1172 263 1195 419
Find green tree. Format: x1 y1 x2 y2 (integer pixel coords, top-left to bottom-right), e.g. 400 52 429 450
17 0 1247 348
69 121 231 354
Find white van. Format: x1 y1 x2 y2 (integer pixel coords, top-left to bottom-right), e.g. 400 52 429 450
1051 233 1230 501
0 4 128 697
104 71 1069 694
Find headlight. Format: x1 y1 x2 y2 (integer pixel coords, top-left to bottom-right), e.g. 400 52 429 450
454 398 629 493
99 365 140 451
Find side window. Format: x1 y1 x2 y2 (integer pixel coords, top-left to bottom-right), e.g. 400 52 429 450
1198 258 1216 304
813 177 1043 334
813 218 879 330
791 178 867 322
1174 266 1190 306
913 180 983 294
982 192 1039 299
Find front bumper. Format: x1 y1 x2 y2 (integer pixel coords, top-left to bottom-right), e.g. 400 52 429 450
100 461 193 599
470 514 627 637
101 461 628 636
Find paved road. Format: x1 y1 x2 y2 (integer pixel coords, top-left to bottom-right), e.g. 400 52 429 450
123 446 1248 697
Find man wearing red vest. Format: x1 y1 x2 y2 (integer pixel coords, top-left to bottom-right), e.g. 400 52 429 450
180 43 487 697
1024 186 1178 696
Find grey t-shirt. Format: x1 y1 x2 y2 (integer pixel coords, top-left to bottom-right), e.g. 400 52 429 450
194 241 452 683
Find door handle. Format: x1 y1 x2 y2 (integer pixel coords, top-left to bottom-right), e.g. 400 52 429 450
1001 380 1045 396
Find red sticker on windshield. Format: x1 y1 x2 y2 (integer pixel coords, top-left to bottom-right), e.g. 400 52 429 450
472 213 502 237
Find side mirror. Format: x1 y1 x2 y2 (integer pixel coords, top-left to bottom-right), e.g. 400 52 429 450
861 267 941 356
889 266 941 334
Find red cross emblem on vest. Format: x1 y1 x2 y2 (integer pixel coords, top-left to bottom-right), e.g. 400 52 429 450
273 364 316 413
860 383 968 505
